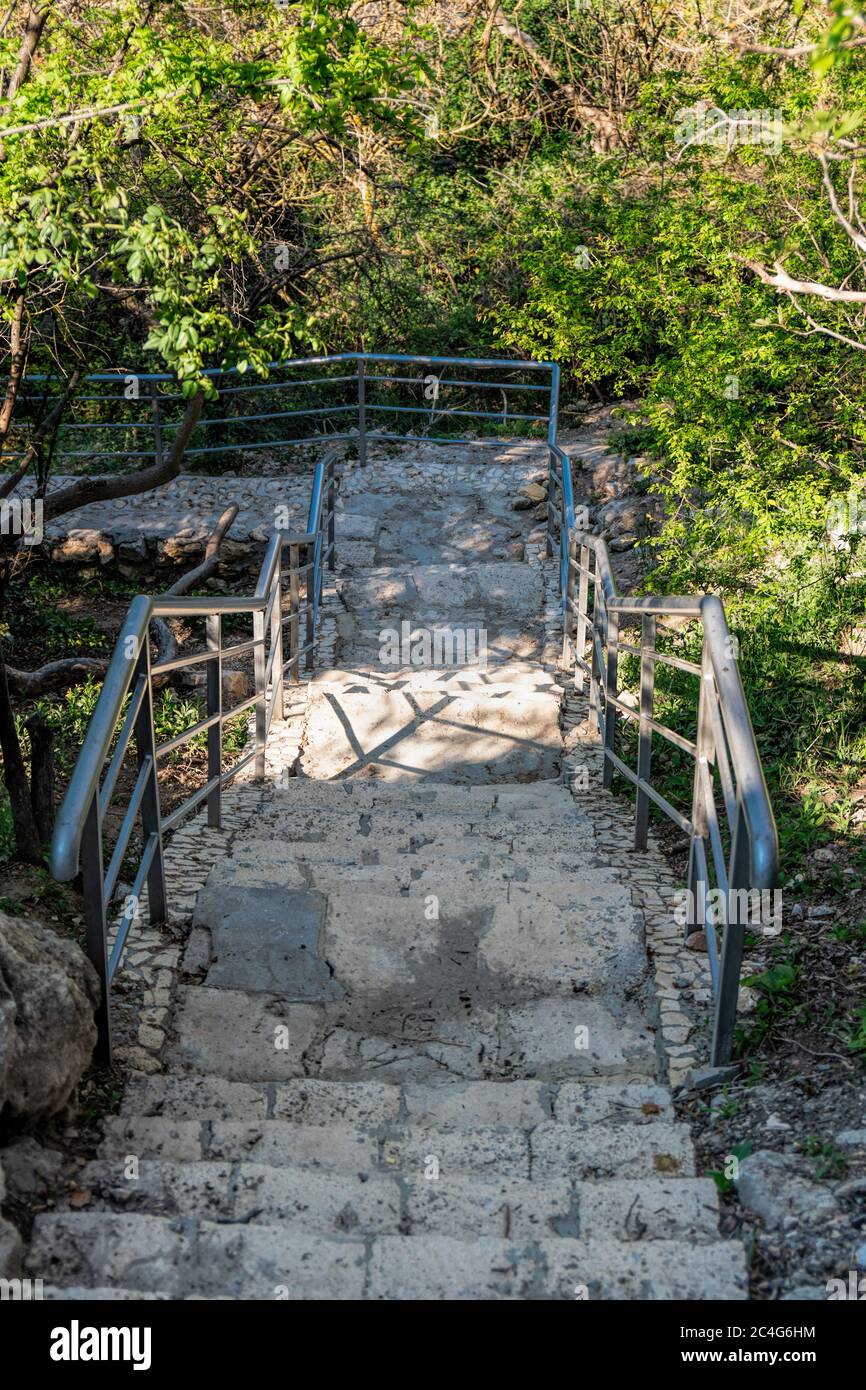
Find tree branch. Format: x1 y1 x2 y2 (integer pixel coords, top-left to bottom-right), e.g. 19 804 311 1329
152 503 239 681
0 366 83 502
744 258 866 303
41 389 204 522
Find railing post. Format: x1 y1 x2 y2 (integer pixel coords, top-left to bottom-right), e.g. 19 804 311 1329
547 454 557 558
305 540 315 672
149 383 163 467
357 358 367 467
687 649 715 928
81 792 112 1066
270 561 285 721
289 541 300 685
253 605 267 778
574 543 590 694
601 607 619 788
711 799 750 1065
133 639 166 926
634 613 656 850
206 613 222 826
561 531 577 668
327 457 336 571
589 587 602 736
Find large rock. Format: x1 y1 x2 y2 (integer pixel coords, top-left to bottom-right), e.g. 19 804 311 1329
0 911 100 1122
735 1149 838 1230
0 1157 23 1277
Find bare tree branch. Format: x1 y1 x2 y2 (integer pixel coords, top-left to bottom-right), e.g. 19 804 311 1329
40 389 204 522
745 258 866 303
152 503 239 680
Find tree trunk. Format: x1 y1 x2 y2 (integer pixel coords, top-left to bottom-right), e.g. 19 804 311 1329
0 658 42 862
25 711 55 844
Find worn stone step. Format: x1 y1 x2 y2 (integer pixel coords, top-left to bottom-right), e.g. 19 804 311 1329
312 663 562 694
120 1076 673 1127
211 840 599 877
239 814 593 855
252 799 588 835
209 861 621 895
188 879 641 1002
165 984 658 1083
98 1116 692 1178
342 562 544 614
314 887 644 999
299 688 561 783
265 779 574 810
77 1159 721 1242
29 1215 747 1299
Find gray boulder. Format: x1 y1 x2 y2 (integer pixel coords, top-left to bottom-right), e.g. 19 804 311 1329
735 1149 838 1230
0 910 100 1122
0 1158 23 1277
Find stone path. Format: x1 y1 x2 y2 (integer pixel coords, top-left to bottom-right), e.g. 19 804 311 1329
29 440 740 1300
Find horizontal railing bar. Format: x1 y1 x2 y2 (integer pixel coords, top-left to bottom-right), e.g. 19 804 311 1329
219 746 258 786
222 692 258 720
161 774 221 832
152 596 267 619
106 832 159 982
363 404 550 423
363 374 552 392
102 755 154 910
605 695 699 759
155 711 220 759
360 432 545 449
614 640 703 678
98 673 147 817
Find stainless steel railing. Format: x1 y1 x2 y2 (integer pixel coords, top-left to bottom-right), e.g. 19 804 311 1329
50 450 338 1062
548 442 778 1065
8 353 559 464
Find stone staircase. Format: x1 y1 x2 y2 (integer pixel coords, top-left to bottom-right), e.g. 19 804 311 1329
29 448 747 1299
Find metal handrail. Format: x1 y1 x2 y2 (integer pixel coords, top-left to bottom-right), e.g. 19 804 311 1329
548 442 778 1065
5 353 558 464
49 449 339 1061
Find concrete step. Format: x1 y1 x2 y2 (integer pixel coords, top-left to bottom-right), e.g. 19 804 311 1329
98 1117 694 1178
312 663 562 695
264 779 575 810
240 811 592 852
120 1076 674 1127
318 887 643 1000
251 799 587 836
210 840 599 877
165 986 658 1083
208 861 621 895
299 688 561 783
341 562 544 615
29 1215 747 1299
190 879 642 1001
77 1159 721 1242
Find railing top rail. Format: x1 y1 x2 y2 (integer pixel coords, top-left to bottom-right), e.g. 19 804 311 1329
50 594 154 883
17 352 555 387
